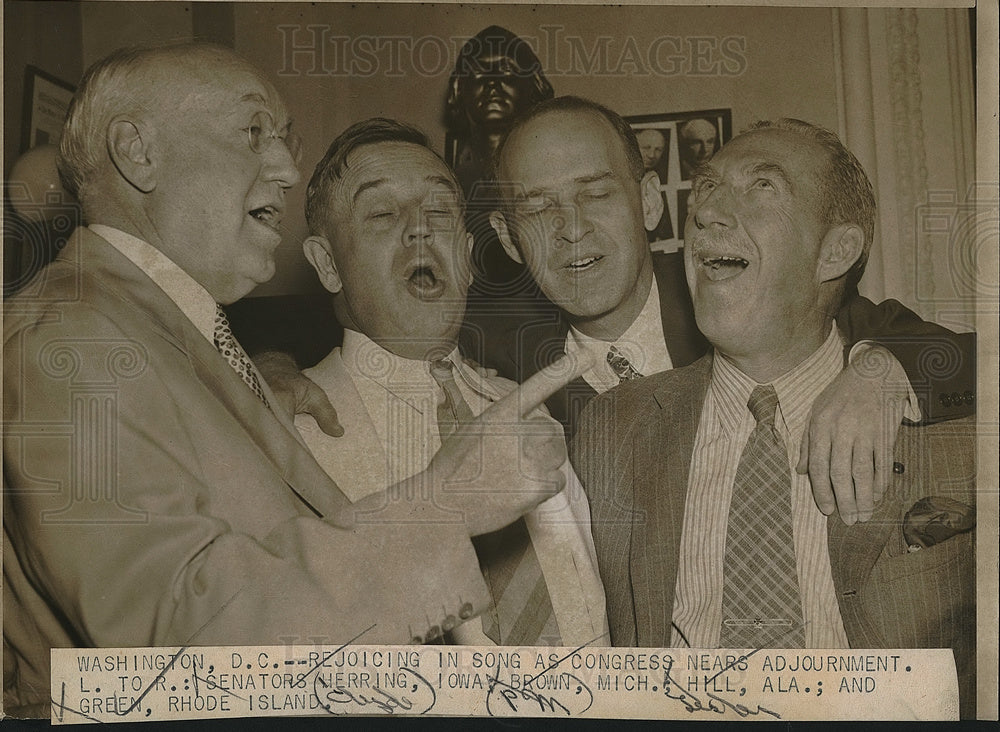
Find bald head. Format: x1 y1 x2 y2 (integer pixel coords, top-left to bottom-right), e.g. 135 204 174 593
58 43 279 205
678 118 718 172
58 42 301 304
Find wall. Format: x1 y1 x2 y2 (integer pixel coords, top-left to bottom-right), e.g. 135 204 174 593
233 4 844 295
3 1 83 177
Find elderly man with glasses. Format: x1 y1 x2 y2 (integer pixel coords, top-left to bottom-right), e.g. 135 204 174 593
3 43 581 717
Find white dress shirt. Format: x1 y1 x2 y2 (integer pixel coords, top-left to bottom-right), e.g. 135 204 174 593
565 276 673 394
671 324 851 649
90 224 217 341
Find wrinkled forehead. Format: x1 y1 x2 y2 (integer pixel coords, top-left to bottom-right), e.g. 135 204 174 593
710 128 828 186
502 109 627 174
336 141 463 205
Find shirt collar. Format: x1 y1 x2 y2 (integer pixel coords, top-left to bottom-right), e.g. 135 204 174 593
709 323 845 437
566 275 662 369
89 224 217 344
341 329 462 389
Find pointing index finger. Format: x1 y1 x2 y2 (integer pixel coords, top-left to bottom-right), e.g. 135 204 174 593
494 352 596 419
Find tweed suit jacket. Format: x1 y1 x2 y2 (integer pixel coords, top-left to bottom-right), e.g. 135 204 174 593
3 228 490 715
571 353 977 717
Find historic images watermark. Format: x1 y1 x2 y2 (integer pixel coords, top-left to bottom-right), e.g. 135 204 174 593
276 26 748 79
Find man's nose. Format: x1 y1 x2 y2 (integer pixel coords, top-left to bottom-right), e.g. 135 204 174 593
691 184 737 231
262 139 301 188
404 207 433 247
552 202 590 244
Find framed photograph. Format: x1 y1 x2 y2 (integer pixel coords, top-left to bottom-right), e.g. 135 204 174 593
21 65 75 151
626 108 732 252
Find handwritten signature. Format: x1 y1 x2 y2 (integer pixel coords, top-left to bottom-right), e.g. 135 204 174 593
312 666 436 715
661 658 780 719
485 672 593 717
484 642 598 717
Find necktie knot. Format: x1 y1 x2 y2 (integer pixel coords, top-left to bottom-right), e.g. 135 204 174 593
430 358 475 438
607 344 643 383
747 385 778 427
429 359 455 384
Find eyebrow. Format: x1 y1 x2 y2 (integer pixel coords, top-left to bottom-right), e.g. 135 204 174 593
517 171 615 201
747 162 792 189
690 162 716 181
239 92 292 131
352 175 461 206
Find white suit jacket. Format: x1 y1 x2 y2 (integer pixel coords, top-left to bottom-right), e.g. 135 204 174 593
296 340 608 646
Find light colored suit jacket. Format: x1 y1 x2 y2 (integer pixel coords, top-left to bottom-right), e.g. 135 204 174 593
572 353 977 718
296 344 608 646
2 229 489 715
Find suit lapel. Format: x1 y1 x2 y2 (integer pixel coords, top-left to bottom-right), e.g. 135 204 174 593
76 229 353 524
299 351 390 503
631 355 713 646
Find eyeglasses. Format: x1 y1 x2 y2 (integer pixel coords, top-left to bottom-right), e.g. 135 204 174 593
244 110 302 164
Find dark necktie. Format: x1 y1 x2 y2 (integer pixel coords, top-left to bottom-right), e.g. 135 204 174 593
213 305 269 407
719 385 805 648
607 344 643 383
429 359 560 646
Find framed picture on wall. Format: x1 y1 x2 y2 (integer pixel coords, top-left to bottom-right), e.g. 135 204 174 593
21 65 75 152
625 108 732 252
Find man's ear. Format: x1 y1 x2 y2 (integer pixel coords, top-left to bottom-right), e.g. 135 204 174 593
489 211 523 264
817 223 865 283
303 235 343 294
108 117 155 193
640 171 664 231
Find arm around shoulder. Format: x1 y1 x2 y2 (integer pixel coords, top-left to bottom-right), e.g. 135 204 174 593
835 289 976 423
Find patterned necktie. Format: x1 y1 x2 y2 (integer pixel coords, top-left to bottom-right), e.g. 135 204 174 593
429 359 560 646
607 344 643 384
719 384 805 648
213 305 269 407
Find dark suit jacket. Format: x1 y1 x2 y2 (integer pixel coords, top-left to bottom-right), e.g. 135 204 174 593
571 354 977 718
464 251 975 439
3 229 490 715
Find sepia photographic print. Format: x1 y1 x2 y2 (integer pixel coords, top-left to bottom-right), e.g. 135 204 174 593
2 0 997 725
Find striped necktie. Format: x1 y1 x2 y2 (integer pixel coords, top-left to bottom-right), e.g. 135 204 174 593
430 359 560 646
213 305 269 407
720 384 804 648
